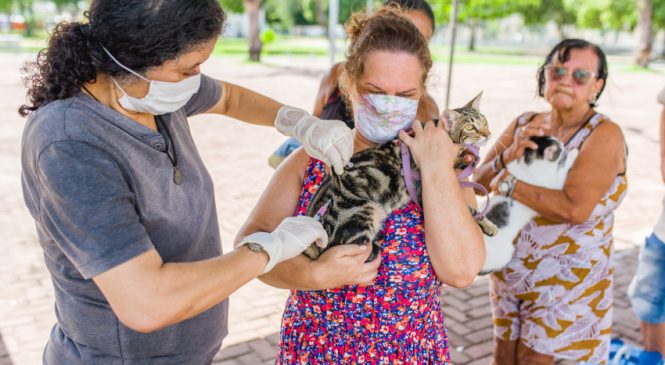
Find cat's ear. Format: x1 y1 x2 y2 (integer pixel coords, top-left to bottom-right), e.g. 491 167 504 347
440 109 460 131
464 91 483 111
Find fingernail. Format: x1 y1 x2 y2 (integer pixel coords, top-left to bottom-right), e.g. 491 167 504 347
359 245 367 250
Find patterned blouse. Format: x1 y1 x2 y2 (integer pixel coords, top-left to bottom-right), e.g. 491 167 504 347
490 112 627 364
276 158 451 365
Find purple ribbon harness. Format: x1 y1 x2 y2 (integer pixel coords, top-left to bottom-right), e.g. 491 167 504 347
313 137 491 222
400 141 490 220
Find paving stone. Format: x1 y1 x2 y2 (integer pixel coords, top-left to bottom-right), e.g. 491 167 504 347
216 343 251 360
248 339 275 361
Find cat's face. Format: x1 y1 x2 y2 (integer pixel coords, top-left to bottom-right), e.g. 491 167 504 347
523 136 563 165
441 92 491 146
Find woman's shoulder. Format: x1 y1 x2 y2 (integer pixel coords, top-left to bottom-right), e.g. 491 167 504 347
516 111 541 125
277 147 325 183
585 114 624 145
23 97 81 152
22 95 123 161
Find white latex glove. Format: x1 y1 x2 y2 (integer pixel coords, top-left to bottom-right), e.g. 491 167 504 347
274 105 354 174
237 216 329 274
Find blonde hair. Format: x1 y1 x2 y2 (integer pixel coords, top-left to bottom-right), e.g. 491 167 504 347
339 6 432 101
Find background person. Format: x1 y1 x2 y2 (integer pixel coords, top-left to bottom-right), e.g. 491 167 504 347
628 86 665 358
267 0 439 168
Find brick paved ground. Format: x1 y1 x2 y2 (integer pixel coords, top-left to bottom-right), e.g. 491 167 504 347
0 51 661 365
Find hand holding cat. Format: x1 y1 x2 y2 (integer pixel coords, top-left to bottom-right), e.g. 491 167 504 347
502 120 551 165
399 119 459 172
311 244 381 288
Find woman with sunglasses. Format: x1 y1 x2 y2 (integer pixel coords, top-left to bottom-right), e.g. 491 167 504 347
474 39 627 364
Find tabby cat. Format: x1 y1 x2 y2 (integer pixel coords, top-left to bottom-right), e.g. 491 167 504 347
303 92 498 261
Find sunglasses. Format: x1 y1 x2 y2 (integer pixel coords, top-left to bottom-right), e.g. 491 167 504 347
545 65 598 85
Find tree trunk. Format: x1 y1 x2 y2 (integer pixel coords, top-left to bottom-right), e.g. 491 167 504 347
468 21 476 52
244 0 262 62
19 2 36 37
556 22 566 40
635 0 652 67
316 0 325 25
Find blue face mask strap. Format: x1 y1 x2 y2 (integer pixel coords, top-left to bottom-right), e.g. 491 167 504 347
101 46 150 82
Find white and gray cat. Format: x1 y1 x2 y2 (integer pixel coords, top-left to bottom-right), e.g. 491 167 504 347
480 136 579 274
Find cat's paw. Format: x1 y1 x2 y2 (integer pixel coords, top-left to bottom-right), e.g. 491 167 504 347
479 219 499 237
302 244 322 260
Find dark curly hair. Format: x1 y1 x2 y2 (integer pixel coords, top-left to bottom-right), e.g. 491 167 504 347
537 38 608 108
19 0 225 117
384 0 435 32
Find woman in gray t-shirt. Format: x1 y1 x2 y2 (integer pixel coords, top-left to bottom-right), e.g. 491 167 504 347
19 1 355 364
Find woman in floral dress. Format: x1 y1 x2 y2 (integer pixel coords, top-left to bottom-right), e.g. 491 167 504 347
236 6 485 364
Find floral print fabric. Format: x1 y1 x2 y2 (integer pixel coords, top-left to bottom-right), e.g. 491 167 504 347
276 158 451 365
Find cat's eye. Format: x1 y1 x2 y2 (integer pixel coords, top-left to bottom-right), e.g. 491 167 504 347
464 125 474 131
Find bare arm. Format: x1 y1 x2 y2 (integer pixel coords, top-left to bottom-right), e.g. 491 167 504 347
93 246 268 334
400 121 485 287
235 148 380 290
205 81 282 126
507 121 625 224
660 107 665 183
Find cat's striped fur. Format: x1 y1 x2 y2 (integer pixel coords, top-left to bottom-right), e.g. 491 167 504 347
303 92 497 261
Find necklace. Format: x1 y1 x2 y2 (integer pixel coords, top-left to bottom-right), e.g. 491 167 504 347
155 115 182 185
548 109 595 145
81 85 101 103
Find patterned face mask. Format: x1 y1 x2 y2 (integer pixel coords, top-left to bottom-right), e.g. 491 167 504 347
353 94 419 143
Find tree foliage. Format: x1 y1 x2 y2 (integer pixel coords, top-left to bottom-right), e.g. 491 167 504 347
220 0 244 13
570 0 637 31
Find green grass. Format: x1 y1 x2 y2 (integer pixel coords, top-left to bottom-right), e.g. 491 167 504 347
214 36 340 57
615 63 664 74
6 33 662 72
214 36 545 66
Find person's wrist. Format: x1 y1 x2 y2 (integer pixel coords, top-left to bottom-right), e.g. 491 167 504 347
274 105 308 137
240 243 270 273
499 150 509 168
490 154 502 173
238 231 282 274
420 160 457 181
497 174 517 198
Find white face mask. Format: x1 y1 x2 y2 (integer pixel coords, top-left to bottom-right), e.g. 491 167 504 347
353 94 419 143
102 47 201 115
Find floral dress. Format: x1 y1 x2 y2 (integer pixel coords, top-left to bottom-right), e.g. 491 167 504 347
490 112 627 364
276 158 451 365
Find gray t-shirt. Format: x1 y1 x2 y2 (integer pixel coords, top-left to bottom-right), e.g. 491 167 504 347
21 74 228 364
